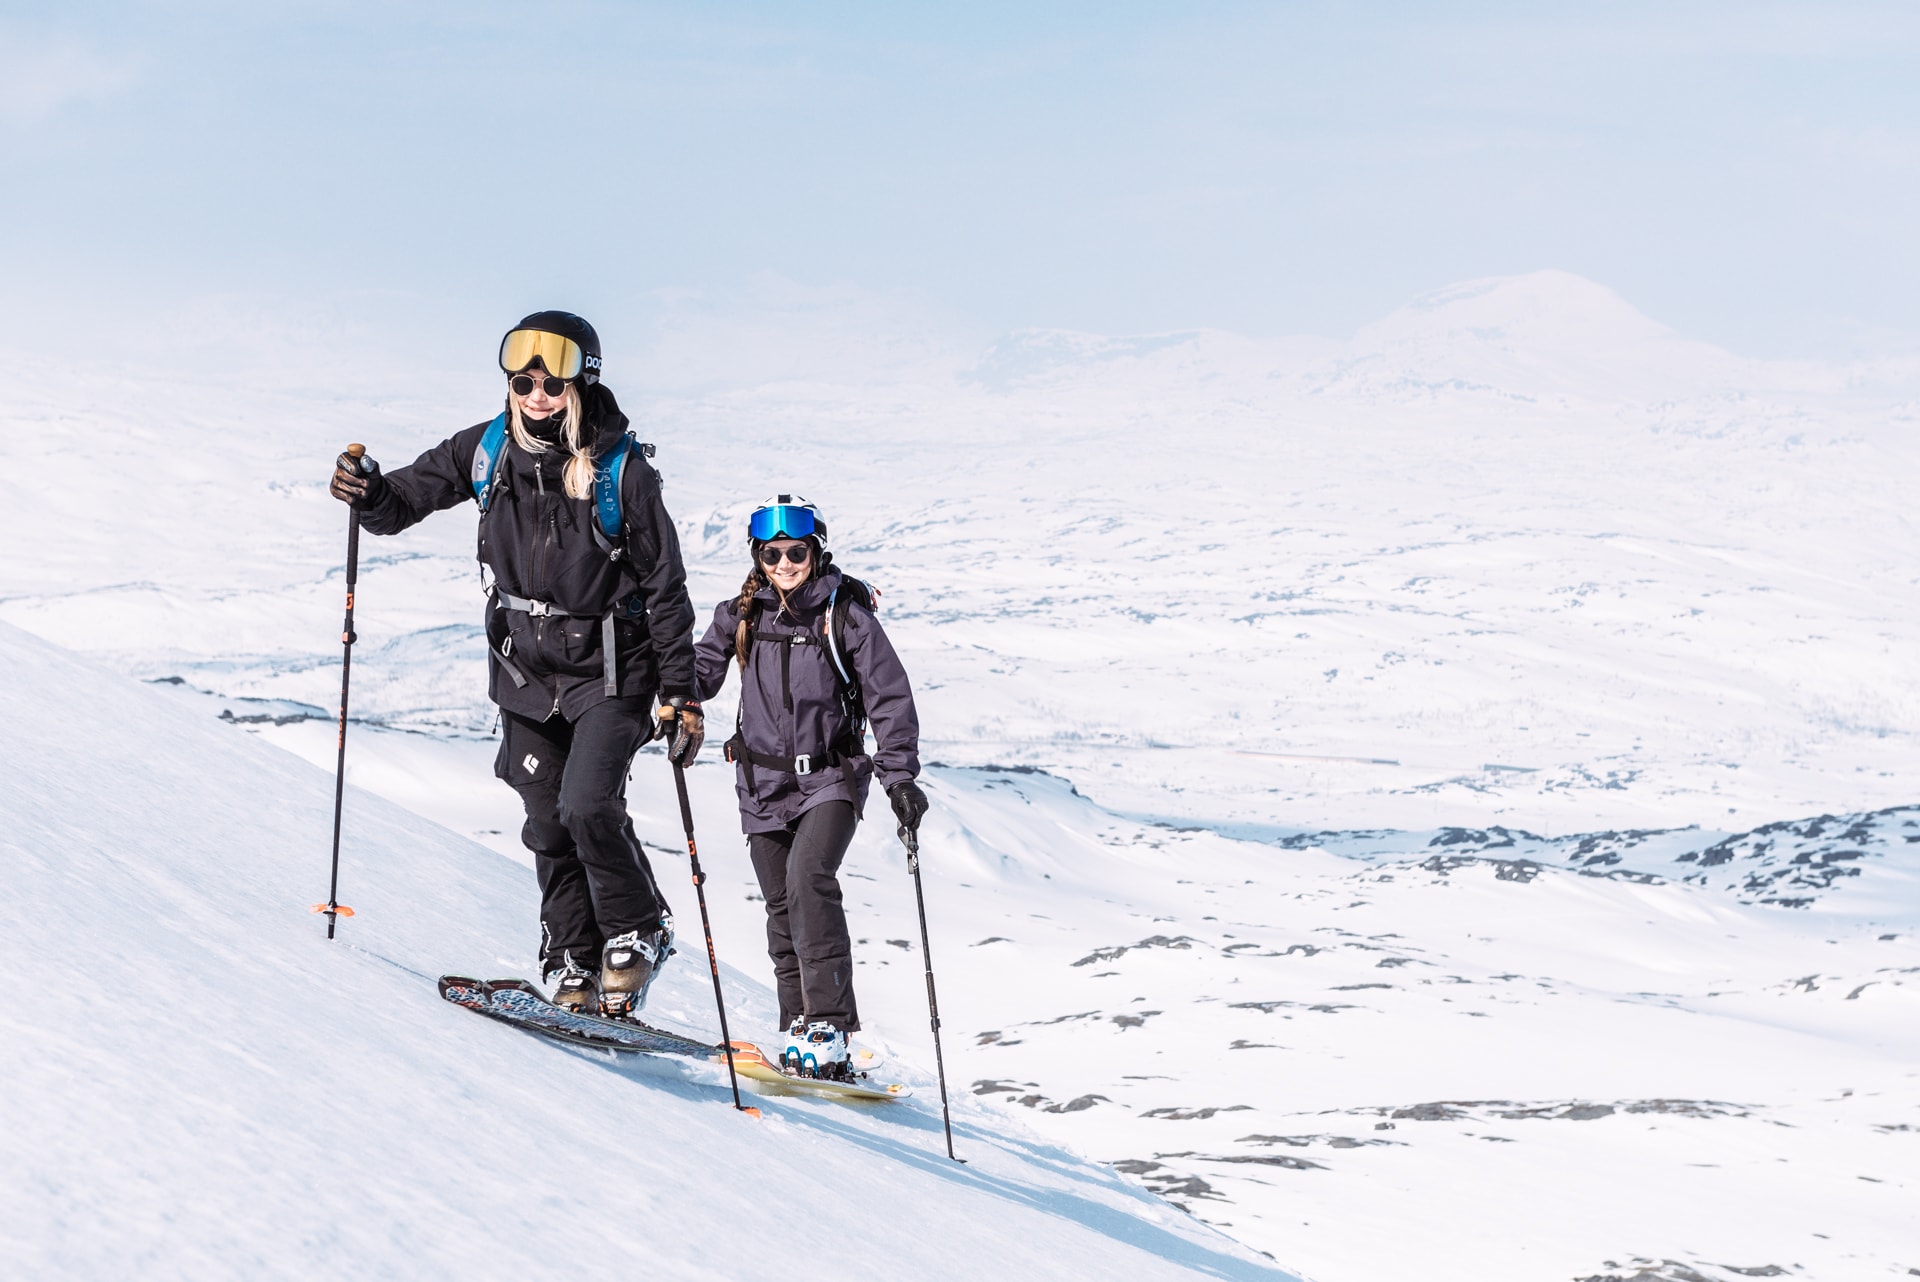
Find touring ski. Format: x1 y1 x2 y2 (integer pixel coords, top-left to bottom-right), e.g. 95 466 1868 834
726 1041 912 1102
439 976 909 1102
438 976 719 1056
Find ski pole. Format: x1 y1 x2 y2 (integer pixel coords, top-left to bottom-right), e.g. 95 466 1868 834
319 444 365 939
900 827 962 1162
660 708 754 1116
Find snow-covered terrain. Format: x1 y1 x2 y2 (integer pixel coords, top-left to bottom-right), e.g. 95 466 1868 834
5 271 1919 1279
0 622 1282 1281
13 272 1920 834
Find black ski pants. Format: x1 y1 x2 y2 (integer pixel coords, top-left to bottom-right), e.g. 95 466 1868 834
495 696 667 977
748 800 860 1032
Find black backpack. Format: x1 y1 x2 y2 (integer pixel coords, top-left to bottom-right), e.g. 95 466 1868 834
819 575 876 738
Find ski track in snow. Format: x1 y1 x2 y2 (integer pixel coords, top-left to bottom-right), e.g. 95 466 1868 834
5 272 1920 1279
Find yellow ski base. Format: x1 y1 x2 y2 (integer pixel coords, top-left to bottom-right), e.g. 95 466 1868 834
721 1041 912 1103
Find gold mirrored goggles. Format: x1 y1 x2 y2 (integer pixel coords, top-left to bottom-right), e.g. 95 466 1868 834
499 329 585 380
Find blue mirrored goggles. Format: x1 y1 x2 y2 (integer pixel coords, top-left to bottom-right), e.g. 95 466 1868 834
749 505 818 542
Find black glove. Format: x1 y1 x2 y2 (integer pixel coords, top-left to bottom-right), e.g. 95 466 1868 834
666 696 704 767
888 779 928 837
329 449 384 506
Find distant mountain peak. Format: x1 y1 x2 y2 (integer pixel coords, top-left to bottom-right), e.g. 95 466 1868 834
1356 270 1679 352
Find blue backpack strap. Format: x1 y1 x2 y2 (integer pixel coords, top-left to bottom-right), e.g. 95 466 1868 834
592 434 632 547
470 412 509 512
591 434 645 694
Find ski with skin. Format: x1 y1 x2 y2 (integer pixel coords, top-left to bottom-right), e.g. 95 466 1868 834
438 976 910 1101
439 976 718 1056
728 1041 912 1102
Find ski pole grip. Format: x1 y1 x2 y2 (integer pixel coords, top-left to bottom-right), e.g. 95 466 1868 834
345 442 366 473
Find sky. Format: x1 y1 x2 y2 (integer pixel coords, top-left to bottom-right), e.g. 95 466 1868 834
4 0 1919 370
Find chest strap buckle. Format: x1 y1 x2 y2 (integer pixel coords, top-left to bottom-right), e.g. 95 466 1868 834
793 754 812 775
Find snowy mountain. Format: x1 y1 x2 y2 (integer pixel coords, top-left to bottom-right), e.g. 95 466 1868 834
3 271 1918 1279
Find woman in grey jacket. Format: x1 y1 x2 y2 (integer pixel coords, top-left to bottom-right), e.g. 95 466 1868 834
693 496 928 1077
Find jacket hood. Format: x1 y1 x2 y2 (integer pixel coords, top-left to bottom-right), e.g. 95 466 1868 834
583 383 630 457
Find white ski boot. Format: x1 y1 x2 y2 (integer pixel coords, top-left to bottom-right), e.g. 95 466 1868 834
546 956 600 1015
599 922 673 1019
779 1017 807 1071
779 1016 808 1071
783 1020 851 1080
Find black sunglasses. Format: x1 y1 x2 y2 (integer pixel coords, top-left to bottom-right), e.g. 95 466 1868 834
511 374 569 397
758 543 812 566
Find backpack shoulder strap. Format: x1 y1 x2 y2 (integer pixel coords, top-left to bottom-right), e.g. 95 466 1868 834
591 435 630 547
824 575 875 725
590 434 658 553
470 412 510 512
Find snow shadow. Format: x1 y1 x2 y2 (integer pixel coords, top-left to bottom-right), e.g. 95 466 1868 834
771 1102 1299 1281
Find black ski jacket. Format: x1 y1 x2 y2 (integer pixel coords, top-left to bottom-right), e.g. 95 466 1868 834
357 384 697 721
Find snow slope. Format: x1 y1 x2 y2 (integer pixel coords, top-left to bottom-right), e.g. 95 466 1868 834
156 718 1917 1282
0 621 1284 1282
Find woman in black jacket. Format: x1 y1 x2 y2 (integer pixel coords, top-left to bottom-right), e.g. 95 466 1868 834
328 311 704 1019
693 496 928 1077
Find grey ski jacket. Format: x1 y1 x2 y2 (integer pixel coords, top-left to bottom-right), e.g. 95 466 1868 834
694 568 920 834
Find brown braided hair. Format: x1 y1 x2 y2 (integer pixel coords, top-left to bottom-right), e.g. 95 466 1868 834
731 563 767 672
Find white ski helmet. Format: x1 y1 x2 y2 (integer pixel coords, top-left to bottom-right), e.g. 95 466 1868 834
747 495 828 549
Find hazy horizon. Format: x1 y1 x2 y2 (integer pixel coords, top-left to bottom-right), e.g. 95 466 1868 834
7 1 1920 372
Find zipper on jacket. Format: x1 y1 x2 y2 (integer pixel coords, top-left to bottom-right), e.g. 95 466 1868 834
528 455 557 658
529 457 547 595
781 633 794 712
534 457 563 594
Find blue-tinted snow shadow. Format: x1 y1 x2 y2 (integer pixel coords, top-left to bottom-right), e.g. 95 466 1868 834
537 1037 731 1106
767 1098 1299 1281
529 1048 1296 1280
